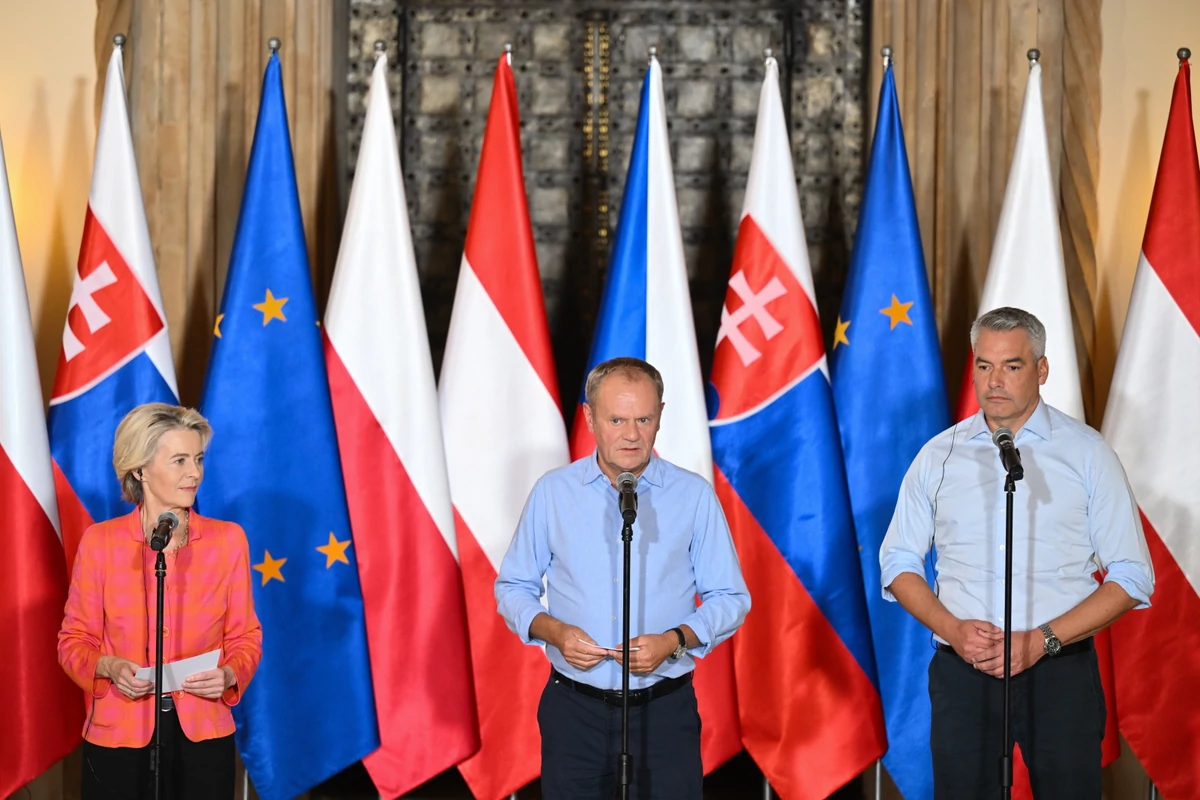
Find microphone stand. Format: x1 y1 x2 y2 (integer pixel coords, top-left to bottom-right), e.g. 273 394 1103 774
619 515 633 800
152 548 167 800
999 468 1018 800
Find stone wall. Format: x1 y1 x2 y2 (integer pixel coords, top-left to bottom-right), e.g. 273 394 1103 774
346 0 864 418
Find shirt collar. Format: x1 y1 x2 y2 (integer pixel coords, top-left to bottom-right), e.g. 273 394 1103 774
580 451 664 488
1019 398 1052 441
966 397 1052 442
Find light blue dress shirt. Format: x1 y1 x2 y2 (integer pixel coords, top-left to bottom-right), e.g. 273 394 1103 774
880 400 1153 639
495 453 751 691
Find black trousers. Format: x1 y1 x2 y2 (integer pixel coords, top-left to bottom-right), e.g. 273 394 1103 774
82 707 235 800
538 672 703 799
929 646 1106 800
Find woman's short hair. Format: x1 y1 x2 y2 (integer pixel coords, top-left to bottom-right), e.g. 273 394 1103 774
584 357 665 406
113 403 213 504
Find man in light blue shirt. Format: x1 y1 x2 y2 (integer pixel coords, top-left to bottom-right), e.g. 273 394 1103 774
496 357 750 799
881 307 1153 800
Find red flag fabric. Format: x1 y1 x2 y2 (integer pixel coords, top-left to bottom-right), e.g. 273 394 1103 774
1104 55 1200 799
0 131 83 796
438 53 570 800
325 52 478 797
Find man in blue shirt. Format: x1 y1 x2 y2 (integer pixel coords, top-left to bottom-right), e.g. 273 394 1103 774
881 307 1154 799
495 356 750 799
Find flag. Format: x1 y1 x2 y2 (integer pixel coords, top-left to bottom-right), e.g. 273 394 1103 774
829 62 948 800
954 59 1120 789
565 55 741 773
708 55 885 799
196 52 378 800
0 130 82 797
1104 53 1200 799
324 52 478 797
954 60 1083 420
47 43 178 575
438 52 569 800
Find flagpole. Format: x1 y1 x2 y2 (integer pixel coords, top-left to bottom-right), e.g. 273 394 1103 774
867 48 890 800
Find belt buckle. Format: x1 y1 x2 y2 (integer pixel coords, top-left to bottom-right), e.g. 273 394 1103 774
159 694 175 713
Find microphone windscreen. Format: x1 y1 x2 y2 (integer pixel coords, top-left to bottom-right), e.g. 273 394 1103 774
992 426 1014 447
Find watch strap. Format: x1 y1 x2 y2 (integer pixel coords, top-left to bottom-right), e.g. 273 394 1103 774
669 627 686 650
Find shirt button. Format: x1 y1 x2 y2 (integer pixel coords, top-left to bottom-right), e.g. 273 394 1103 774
1000 545 1005 551
612 616 617 621
162 628 170 637
614 577 619 583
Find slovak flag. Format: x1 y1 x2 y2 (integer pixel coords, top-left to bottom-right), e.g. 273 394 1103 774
48 42 177 573
567 54 742 773
707 55 885 799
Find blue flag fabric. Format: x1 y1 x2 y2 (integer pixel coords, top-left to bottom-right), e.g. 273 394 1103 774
196 54 378 800
829 64 949 800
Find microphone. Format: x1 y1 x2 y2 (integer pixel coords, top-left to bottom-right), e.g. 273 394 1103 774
991 427 1024 481
616 472 638 524
150 511 179 552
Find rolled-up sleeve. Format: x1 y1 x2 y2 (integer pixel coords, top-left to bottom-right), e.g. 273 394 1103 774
682 486 750 656
58 525 111 698
1088 442 1155 608
495 479 554 646
219 524 263 706
880 450 935 601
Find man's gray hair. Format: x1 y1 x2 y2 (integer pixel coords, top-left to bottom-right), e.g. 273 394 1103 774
584 357 664 406
969 307 1047 360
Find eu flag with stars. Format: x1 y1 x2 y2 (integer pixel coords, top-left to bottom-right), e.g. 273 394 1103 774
197 53 378 800
829 62 949 800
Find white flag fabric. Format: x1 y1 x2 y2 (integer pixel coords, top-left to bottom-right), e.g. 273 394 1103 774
324 53 478 798
957 61 1083 420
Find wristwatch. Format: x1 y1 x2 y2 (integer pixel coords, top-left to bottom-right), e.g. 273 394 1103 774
1040 623 1062 656
668 627 688 660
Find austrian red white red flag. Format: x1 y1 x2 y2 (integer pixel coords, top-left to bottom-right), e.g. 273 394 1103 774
324 52 478 798
438 52 570 800
1104 54 1200 799
0 130 84 798
954 60 1083 421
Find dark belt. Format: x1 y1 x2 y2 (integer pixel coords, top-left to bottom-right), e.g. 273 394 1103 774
551 668 692 708
939 636 1094 661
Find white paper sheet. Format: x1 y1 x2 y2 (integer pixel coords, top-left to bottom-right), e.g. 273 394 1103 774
135 649 221 693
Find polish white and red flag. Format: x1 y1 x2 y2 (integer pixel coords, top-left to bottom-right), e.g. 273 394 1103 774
438 52 570 800
0 130 84 798
324 52 478 798
1104 53 1200 799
